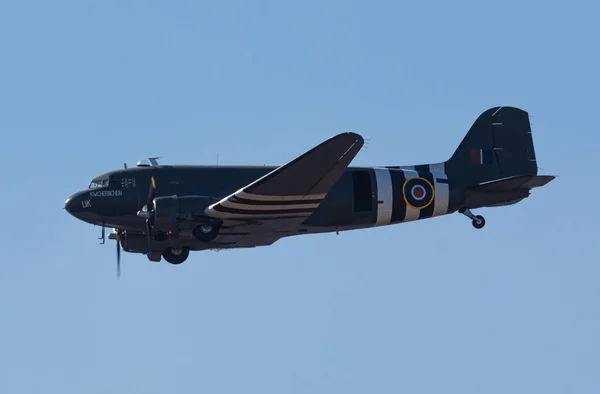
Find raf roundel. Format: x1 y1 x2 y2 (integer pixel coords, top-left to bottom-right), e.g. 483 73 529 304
403 177 435 209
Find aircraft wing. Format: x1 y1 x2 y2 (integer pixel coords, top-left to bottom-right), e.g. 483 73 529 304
205 132 364 247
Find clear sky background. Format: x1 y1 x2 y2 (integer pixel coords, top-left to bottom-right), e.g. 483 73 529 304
1 1 598 393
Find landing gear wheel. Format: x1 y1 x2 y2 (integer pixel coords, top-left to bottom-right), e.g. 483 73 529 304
471 215 485 229
162 246 189 264
193 221 220 242
460 207 486 230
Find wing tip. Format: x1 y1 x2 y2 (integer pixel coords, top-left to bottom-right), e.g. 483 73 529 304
340 131 363 142
327 131 364 153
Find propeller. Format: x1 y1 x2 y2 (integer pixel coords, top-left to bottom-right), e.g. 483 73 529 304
109 177 156 278
137 176 157 256
108 228 124 279
116 238 121 278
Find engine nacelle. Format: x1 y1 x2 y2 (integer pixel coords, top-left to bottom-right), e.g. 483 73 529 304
120 232 148 254
153 195 216 232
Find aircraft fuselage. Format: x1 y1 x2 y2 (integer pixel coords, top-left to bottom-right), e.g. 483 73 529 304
65 163 463 251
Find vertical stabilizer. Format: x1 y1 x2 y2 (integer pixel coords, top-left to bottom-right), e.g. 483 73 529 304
446 106 538 187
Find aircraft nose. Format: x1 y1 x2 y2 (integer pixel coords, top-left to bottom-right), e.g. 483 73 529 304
64 190 101 225
64 194 77 216
65 196 75 214
64 191 90 217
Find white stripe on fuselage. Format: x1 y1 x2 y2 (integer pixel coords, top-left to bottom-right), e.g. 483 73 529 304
429 162 449 217
401 169 421 222
428 162 444 173
374 168 393 226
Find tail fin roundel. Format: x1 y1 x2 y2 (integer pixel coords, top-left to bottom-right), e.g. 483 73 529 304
446 106 538 186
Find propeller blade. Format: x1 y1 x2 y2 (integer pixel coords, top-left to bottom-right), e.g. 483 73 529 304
146 176 156 211
136 176 157 257
116 240 121 279
145 218 152 255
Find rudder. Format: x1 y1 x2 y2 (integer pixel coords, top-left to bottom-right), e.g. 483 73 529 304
446 106 538 186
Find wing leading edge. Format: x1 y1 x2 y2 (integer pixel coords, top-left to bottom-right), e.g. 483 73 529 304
206 132 364 221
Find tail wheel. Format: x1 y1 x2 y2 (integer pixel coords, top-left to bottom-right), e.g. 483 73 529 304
472 215 485 229
162 246 189 264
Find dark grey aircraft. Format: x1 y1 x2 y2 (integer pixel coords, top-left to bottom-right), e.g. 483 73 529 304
65 106 554 276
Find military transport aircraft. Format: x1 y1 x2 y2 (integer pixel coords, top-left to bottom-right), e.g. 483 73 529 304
65 106 554 276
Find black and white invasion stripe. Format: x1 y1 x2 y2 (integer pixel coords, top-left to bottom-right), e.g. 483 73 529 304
374 162 450 226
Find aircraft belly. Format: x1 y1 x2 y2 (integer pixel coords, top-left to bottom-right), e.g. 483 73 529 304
404 205 420 222
464 190 530 209
211 217 308 248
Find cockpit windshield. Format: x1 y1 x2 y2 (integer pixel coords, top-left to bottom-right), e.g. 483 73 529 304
89 179 109 189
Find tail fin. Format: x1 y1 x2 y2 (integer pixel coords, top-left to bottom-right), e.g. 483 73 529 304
446 106 538 186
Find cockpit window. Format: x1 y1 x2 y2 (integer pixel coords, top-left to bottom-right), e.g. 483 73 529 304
89 179 109 189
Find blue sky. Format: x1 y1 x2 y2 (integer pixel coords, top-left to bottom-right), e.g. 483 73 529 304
1 1 599 393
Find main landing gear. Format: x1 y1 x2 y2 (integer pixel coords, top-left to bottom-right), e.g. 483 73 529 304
146 220 220 265
193 221 220 242
162 246 190 264
459 207 486 229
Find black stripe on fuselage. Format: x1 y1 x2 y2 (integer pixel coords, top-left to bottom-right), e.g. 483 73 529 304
229 196 323 206
389 169 407 223
414 164 430 173
417 169 436 219
212 205 315 215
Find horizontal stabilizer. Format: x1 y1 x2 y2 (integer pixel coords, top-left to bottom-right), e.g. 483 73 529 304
463 174 555 209
468 175 555 194
522 175 555 189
